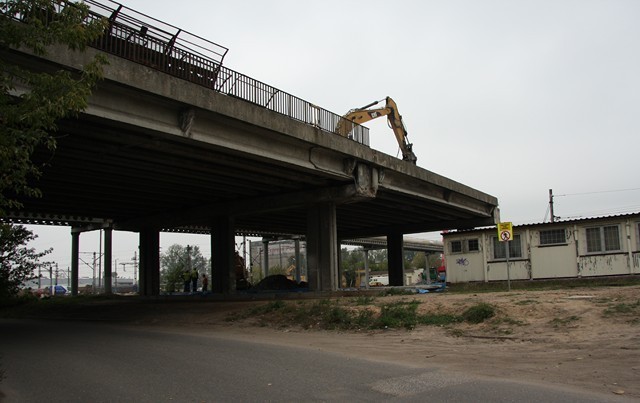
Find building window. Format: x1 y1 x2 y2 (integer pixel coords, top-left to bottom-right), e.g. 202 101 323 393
586 225 621 253
449 239 480 253
540 229 566 245
492 234 522 259
603 226 621 251
468 238 479 252
450 240 462 253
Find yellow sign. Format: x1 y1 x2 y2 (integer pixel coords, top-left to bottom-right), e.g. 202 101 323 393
497 222 513 242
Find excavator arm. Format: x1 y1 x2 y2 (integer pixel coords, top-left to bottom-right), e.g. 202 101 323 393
336 97 417 164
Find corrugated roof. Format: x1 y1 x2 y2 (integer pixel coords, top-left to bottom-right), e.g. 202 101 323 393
443 212 640 235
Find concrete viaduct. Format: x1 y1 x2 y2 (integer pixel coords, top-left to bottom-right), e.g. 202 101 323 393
4 3 498 296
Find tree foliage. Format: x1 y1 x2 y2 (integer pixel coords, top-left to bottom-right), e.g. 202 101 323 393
0 223 51 303
340 247 440 282
0 0 108 214
160 244 209 293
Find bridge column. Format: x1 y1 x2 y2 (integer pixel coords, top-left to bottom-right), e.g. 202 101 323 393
294 237 301 283
103 227 113 294
70 229 80 296
211 216 236 294
306 203 338 291
388 231 404 286
261 238 270 277
139 229 160 296
363 249 370 289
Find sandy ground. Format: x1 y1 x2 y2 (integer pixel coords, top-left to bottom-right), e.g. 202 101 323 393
7 284 640 399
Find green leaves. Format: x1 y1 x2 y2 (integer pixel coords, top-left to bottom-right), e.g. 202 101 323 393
0 0 108 215
0 223 51 303
1 0 108 54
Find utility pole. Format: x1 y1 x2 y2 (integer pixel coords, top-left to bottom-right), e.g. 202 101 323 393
92 252 97 289
98 229 102 289
549 189 555 223
120 262 128 289
186 245 192 271
132 251 138 286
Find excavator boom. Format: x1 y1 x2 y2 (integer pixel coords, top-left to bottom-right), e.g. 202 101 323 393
336 97 417 164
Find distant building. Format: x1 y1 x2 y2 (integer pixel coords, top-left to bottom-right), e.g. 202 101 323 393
443 212 640 283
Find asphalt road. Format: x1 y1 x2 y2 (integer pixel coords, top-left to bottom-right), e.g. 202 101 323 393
0 319 631 402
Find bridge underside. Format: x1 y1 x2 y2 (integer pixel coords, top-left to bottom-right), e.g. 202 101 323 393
5 46 498 295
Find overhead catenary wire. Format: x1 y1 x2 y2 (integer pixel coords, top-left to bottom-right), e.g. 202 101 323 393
554 187 640 197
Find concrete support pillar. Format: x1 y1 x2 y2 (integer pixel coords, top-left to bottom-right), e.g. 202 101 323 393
294 237 301 283
211 216 236 294
139 229 160 296
262 238 270 278
387 231 404 286
104 227 113 294
363 249 370 289
70 230 80 296
306 203 338 291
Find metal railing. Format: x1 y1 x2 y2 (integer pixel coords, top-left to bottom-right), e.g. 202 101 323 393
82 1 370 146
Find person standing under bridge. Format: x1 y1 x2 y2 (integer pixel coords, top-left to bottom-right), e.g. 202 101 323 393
191 268 198 292
201 273 208 294
183 268 191 293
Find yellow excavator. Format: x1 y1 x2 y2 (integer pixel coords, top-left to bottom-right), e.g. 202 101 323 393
335 96 417 164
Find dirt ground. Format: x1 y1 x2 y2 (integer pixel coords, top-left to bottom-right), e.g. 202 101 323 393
7 284 640 398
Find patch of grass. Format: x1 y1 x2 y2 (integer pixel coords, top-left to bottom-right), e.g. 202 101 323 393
289 300 362 330
352 296 376 305
375 300 420 330
418 313 461 326
447 276 640 294
231 298 505 331
550 315 580 328
515 299 538 306
353 309 376 328
227 300 289 322
379 288 414 296
321 305 353 329
448 328 465 337
250 300 287 314
461 303 496 324
604 300 640 315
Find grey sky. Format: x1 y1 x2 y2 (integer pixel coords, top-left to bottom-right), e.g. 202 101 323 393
26 0 640 276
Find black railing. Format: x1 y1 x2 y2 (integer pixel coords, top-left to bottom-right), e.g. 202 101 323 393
82 1 370 146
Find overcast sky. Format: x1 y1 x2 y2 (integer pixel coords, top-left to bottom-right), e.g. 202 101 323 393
26 0 640 277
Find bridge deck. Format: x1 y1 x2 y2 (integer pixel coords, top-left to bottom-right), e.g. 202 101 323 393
3 0 498 240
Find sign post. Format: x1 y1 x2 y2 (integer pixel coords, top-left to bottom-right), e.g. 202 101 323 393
497 222 513 291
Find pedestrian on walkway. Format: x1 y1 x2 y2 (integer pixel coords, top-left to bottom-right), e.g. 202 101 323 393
201 273 208 294
182 269 191 293
191 268 198 292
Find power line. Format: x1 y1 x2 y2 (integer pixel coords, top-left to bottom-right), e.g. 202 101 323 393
555 187 640 197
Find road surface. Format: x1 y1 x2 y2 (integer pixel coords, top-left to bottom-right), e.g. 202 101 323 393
0 319 630 402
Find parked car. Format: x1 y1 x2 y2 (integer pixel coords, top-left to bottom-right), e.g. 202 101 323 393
52 285 68 295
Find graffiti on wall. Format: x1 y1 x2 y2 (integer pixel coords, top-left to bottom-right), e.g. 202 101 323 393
456 257 469 266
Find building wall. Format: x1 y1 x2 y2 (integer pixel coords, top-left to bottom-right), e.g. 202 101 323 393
486 260 530 281
576 218 637 277
529 226 578 278
445 234 486 283
444 214 640 283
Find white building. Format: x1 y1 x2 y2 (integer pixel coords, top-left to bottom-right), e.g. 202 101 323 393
443 213 640 283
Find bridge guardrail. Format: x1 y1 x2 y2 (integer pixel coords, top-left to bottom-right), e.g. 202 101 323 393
6 0 370 146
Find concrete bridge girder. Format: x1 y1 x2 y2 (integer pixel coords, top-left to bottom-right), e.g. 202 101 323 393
4 45 499 295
